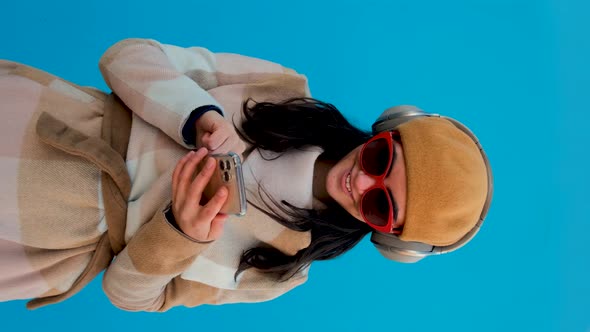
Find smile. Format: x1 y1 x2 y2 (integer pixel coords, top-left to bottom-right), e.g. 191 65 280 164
340 169 354 200
345 173 352 193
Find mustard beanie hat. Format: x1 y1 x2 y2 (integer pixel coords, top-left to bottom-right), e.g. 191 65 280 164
395 117 488 246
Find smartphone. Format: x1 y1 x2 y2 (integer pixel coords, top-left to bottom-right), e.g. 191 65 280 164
195 152 247 216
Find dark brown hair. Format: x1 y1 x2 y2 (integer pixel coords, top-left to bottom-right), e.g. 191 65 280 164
235 97 373 281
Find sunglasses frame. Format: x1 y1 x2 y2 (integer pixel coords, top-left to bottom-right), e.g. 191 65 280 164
358 131 401 234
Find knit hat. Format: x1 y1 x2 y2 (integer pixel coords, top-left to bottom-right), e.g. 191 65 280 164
395 117 488 246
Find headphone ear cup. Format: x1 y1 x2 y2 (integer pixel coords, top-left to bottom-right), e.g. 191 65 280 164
370 231 435 263
372 105 430 134
373 244 425 263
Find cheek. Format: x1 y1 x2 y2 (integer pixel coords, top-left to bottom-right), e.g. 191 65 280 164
341 146 362 164
326 147 360 198
328 147 361 180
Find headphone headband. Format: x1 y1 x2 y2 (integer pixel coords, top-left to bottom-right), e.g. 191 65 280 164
369 105 493 263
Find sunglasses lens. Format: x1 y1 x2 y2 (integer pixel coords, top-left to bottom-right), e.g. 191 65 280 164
361 188 391 227
361 138 390 176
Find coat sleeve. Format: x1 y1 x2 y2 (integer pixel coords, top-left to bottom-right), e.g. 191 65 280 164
102 202 308 312
99 38 308 149
99 38 222 149
101 202 213 311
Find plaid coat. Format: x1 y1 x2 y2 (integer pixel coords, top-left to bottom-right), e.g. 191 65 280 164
0 38 317 311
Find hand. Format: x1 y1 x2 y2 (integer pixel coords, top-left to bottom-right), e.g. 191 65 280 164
171 147 228 242
195 111 246 156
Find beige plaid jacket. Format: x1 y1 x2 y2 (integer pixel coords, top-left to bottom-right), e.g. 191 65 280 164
0 38 317 311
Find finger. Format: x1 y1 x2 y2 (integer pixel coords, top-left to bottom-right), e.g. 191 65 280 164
202 131 224 151
207 213 228 240
210 139 232 155
205 128 230 151
187 156 217 203
212 131 246 155
212 213 229 223
199 132 211 148
196 112 218 132
172 151 195 204
199 187 228 223
177 148 208 204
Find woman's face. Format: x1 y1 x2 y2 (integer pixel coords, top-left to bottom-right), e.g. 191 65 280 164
325 136 407 230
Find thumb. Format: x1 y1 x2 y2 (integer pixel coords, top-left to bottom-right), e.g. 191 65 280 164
196 111 220 132
200 132 212 146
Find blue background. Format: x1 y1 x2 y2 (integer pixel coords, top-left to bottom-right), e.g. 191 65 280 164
1 0 588 331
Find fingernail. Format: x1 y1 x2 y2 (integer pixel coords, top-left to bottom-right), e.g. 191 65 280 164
206 158 215 169
219 187 228 197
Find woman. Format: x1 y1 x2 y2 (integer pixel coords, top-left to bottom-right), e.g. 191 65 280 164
0 38 492 311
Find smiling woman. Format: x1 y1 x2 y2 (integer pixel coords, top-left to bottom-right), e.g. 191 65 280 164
240 99 493 268
321 130 407 234
0 37 492 312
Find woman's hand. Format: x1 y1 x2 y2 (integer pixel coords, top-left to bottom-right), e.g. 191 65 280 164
171 148 228 242
195 111 246 156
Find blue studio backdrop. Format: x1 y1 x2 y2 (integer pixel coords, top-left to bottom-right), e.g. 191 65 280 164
1 1 588 331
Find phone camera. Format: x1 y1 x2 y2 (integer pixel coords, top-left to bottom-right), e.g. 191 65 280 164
223 172 232 182
224 160 232 170
219 160 226 170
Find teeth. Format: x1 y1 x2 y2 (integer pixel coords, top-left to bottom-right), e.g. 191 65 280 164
345 173 352 193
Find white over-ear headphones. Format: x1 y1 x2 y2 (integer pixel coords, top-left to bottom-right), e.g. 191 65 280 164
369 106 494 263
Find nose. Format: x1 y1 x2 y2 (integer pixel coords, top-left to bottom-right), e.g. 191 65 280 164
354 170 377 195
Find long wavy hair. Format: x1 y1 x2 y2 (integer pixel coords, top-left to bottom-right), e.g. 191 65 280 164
235 97 374 281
